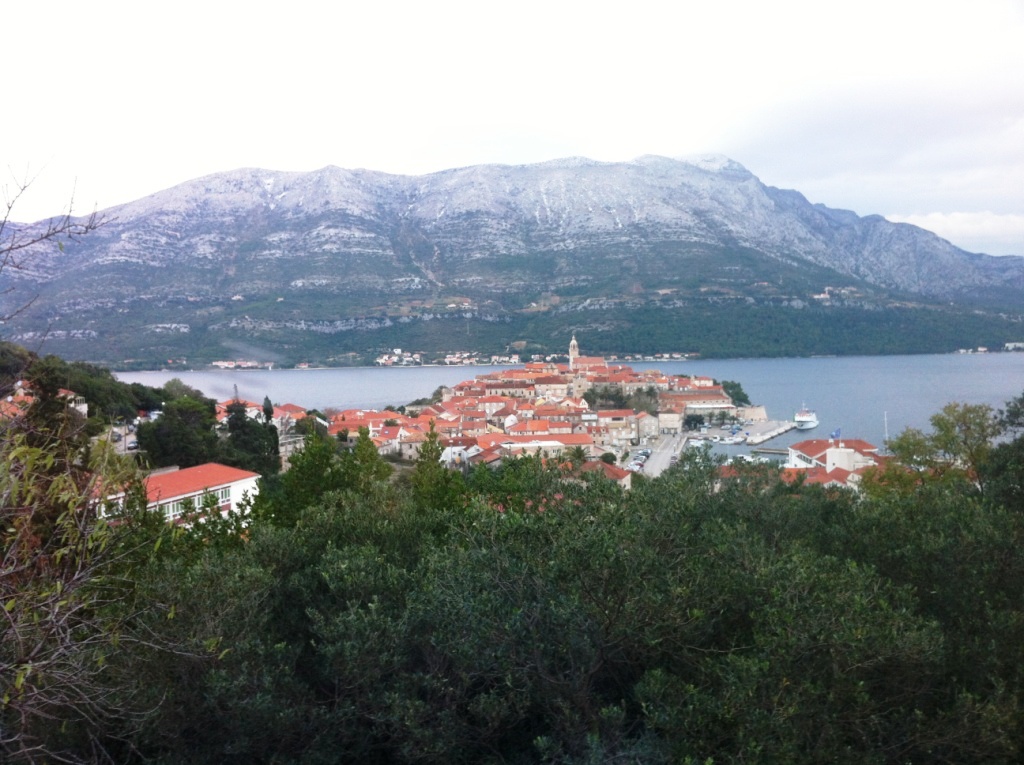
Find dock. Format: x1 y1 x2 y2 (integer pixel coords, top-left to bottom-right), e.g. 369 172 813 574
682 419 796 450
742 420 797 445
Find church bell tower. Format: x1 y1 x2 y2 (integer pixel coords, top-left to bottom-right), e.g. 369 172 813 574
568 333 579 371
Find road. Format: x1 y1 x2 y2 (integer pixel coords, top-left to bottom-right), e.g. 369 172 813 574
95 424 139 455
637 432 683 478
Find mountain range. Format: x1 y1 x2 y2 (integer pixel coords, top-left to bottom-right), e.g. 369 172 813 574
3 155 1022 366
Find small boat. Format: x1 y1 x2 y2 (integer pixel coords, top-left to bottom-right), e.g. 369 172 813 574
794 405 819 430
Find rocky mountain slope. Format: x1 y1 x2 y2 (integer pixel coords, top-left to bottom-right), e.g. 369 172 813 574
3 155 1022 363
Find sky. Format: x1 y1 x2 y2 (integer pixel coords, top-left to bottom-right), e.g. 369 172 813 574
4 0 1023 256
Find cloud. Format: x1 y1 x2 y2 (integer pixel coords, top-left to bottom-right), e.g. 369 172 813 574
5 0 1024 239
887 212 1024 256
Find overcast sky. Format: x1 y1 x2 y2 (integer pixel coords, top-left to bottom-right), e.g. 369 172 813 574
5 0 1023 255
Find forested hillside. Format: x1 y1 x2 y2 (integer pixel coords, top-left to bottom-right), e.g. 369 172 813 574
4 349 1024 763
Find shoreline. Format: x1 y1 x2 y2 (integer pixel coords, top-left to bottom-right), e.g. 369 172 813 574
112 347 1007 375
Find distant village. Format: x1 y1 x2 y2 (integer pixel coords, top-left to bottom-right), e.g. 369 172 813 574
371 348 699 367
200 340 1024 371
206 348 700 370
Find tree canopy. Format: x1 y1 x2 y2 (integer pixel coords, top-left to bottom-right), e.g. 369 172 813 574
7 357 1024 763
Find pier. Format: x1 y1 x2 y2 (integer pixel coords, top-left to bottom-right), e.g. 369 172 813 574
742 420 797 445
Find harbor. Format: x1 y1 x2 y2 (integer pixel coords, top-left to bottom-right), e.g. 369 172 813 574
682 419 798 450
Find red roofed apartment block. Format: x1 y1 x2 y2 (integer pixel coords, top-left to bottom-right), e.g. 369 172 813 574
109 463 261 524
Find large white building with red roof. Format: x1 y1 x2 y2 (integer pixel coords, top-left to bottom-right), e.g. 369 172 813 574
784 438 883 489
112 463 261 524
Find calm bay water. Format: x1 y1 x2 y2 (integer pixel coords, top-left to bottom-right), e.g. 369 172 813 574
118 353 1024 450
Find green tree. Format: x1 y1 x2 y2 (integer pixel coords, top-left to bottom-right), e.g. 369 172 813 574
344 426 392 493
136 396 219 468
410 422 463 513
22 356 90 456
0 415 159 762
262 431 350 526
981 390 1024 509
983 436 1024 510
563 444 590 468
930 401 1002 491
220 401 281 476
293 409 329 439
883 401 1002 494
161 377 209 402
720 378 751 406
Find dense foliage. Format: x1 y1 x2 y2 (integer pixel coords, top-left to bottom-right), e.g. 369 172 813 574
1 341 180 423
6 356 1024 762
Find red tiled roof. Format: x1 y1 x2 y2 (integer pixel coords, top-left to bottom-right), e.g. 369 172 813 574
145 463 259 505
509 419 552 433
579 461 630 481
780 466 854 486
469 446 503 465
476 432 595 449
790 439 878 460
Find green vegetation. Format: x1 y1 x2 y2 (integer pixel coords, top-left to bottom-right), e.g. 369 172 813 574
719 378 751 406
218 398 281 476
137 396 221 467
26 299 1024 369
134 392 281 476
583 384 661 414
6 343 1024 762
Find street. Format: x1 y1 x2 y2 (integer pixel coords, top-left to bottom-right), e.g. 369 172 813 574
636 432 683 478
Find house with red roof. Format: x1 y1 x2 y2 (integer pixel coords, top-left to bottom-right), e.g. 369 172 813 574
533 375 572 398
577 460 633 490
473 432 595 460
468 444 504 468
508 418 555 436
215 398 265 424
328 409 407 443
659 389 735 419
596 409 640 446
1 381 88 421
783 438 882 489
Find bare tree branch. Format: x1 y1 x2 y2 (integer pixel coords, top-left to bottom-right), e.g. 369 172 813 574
0 170 107 325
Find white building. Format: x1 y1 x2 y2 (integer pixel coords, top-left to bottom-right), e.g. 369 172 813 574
107 462 260 524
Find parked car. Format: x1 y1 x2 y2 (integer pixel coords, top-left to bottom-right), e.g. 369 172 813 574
127 440 139 450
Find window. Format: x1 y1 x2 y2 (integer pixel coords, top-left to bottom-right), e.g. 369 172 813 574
161 500 186 521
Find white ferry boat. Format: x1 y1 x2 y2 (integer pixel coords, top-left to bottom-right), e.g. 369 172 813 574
794 405 819 430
